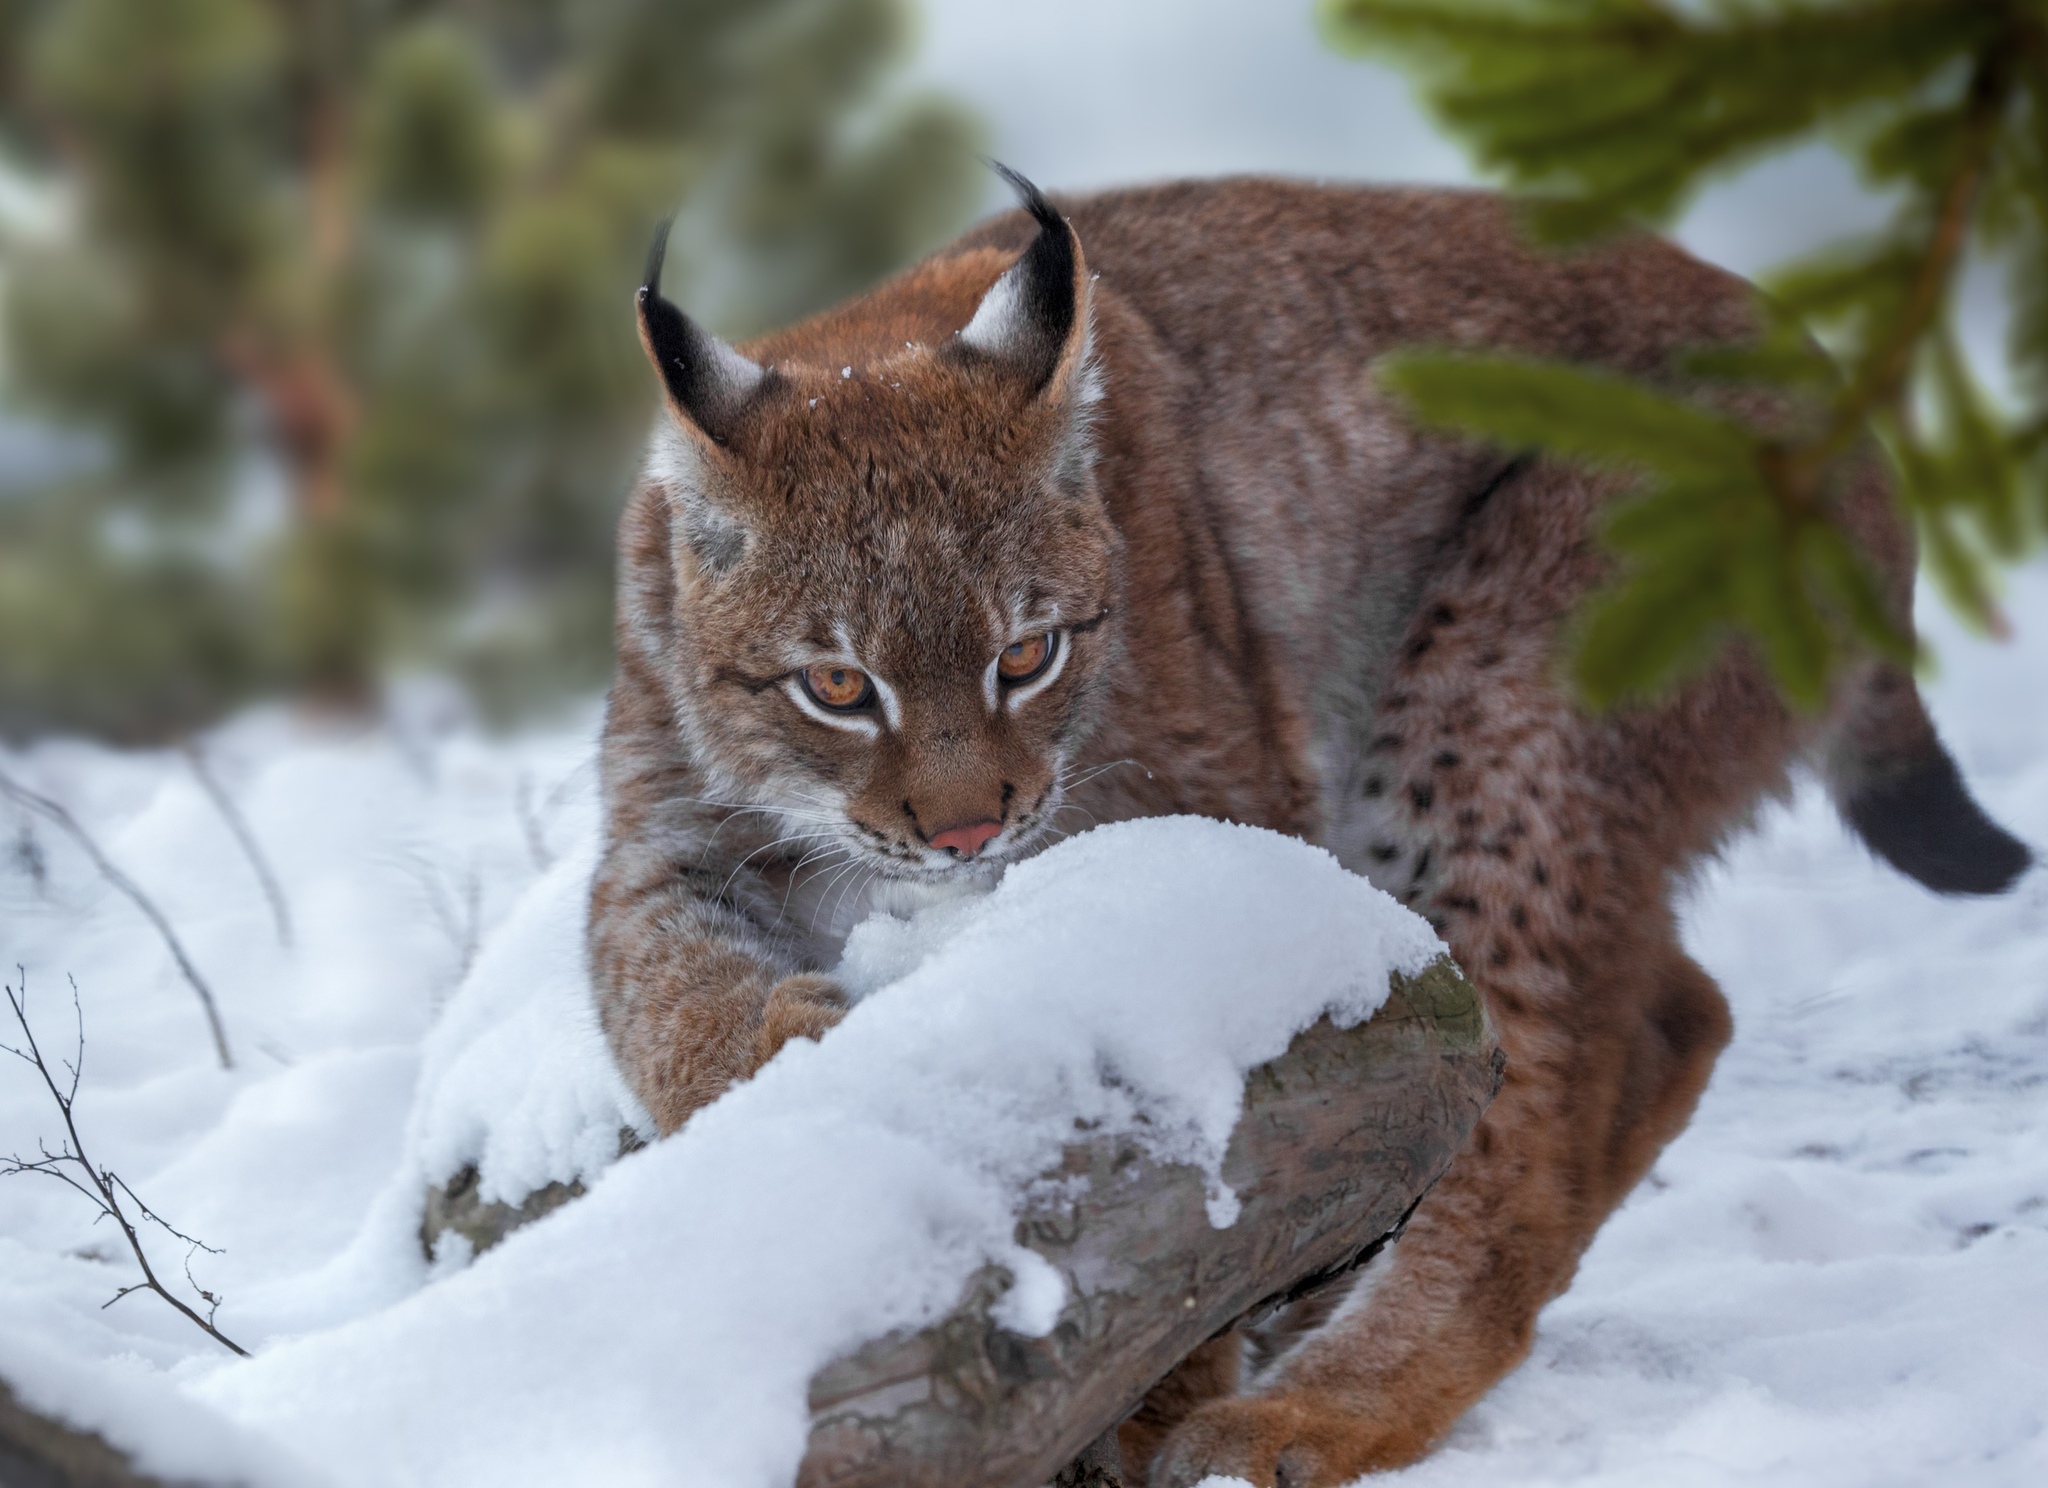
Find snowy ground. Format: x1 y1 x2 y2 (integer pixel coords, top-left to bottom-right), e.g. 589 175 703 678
2 570 2045 1486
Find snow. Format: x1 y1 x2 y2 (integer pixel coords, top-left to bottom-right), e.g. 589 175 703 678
406 833 652 1213
167 817 1429 1488
2 570 2046 1486
0 717 1436 1484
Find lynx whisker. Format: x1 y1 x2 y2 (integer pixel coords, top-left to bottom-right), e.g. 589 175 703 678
778 841 857 922
714 828 835 906
1059 757 1144 794
685 792 843 858
819 864 868 936
806 855 872 937
1052 799 1103 833
674 792 840 822
699 808 825 859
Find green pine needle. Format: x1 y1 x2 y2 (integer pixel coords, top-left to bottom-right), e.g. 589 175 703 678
1335 0 2048 711
1378 351 1757 479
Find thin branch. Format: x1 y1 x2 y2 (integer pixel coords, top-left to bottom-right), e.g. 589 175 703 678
404 853 481 987
514 757 596 872
0 769 233 1069
514 770 554 873
1786 42 2018 495
540 757 593 818
8 816 47 895
107 1169 220 1256
183 1248 229 1333
2 972 246 1355
182 742 294 949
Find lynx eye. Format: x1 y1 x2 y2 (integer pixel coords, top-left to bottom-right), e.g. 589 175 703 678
997 631 1057 684
801 662 874 712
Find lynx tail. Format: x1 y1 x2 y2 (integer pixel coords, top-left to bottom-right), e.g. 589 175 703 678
1829 667 2032 896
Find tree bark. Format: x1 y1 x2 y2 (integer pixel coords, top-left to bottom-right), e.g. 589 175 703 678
0 1380 180 1488
801 954 1502 1488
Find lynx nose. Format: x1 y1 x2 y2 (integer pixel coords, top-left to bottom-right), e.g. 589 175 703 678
929 819 1002 859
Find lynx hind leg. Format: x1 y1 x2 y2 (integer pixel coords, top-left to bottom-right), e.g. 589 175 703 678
1110 1282 1347 1482
1159 463 1781 1485
1116 1334 1243 1478
1156 921 1734 1485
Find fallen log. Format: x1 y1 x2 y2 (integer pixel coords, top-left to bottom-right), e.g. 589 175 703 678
8 959 1492 1488
801 952 1502 1488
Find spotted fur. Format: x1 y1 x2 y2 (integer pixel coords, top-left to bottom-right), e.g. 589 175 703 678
590 178 2027 1484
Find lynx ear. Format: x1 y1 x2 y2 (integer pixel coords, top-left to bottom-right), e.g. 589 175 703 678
956 165 1091 398
637 218 765 446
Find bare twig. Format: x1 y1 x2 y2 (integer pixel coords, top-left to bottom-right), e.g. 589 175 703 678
514 770 554 873
0 769 233 1069
540 757 593 817
1 971 247 1356
8 818 46 895
181 741 294 948
405 852 481 986
514 757 597 873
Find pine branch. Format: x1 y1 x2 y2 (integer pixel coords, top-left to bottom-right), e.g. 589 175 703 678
1799 47 2016 481
1341 0 2048 705
1 971 246 1356
0 0 986 739
0 769 233 1069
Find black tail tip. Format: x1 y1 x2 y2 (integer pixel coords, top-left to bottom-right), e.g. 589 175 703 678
1845 752 2033 896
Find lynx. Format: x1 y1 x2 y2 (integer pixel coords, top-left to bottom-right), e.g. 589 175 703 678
588 172 2030 1485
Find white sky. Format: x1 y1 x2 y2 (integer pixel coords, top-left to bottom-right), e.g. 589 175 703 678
909 0 1893 277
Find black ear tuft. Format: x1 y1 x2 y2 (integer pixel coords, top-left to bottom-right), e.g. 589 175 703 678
636 217 764 444
642 214 674 302
958 162 1082 393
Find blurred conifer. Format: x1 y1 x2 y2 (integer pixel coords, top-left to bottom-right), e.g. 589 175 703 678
1323 0 2048 709
0 0 982 739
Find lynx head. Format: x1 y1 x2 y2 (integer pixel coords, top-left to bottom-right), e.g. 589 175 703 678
630 170 1119 886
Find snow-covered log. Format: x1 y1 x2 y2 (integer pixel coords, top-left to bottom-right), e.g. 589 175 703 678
801 954 1501 1488
1 949 1492 1488
146 818 1496 1485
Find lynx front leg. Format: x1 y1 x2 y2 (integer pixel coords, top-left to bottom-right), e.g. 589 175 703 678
589 841 846 1135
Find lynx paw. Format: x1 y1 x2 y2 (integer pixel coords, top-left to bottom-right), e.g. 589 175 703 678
752 973 847 1069
1152 1394 1400 1488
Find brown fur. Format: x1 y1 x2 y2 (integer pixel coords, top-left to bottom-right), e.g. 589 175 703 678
590 180 1969 1481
